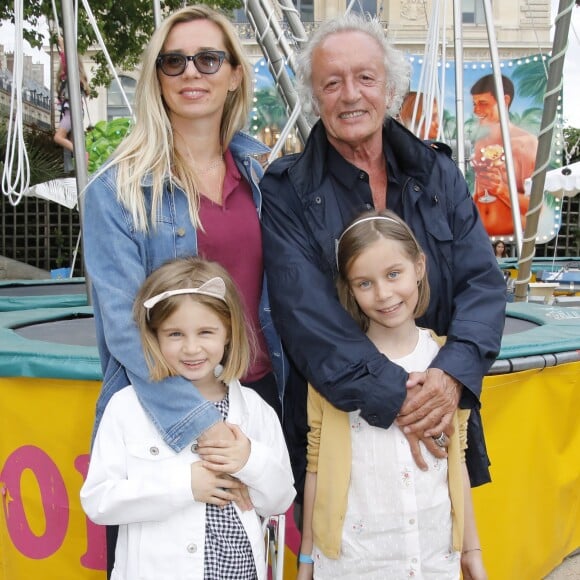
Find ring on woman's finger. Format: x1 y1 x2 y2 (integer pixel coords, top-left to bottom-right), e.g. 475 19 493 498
432 432 448 447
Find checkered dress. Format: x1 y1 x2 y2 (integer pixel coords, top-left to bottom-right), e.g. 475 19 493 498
203 395 257 580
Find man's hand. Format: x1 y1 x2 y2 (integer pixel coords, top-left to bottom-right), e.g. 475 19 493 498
405 430 449 470
196 423 251 474
396 368 461 437
396 373 449 470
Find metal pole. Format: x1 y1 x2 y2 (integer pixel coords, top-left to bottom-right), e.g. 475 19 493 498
452 0 466 174
481 0 523 255
275 0 308 53
514 0 575 302
61 0 88 190
153 0 162 29
61 0 90 292
244 0 311 144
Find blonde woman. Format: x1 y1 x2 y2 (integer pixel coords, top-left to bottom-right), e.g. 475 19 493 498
82 6 286 574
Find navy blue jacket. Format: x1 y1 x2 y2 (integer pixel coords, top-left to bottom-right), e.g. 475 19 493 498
261 119 506 487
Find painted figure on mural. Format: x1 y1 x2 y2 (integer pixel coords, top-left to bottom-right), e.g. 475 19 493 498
470 74 537 236
398 91 440 140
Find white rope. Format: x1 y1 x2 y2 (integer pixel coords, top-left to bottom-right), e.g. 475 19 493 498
268 101 301 164
79 0 133 116
524 8 573 232
51 0 61 34
411 0 441 140
1 0 31 206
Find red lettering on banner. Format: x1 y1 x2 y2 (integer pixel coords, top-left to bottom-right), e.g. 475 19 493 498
0 445 68 558
75 454 106 570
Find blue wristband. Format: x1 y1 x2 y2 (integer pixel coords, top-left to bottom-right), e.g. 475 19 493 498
299 553 314 564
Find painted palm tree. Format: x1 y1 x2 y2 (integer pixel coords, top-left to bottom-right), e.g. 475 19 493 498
508 108 543 135
251 87 288 135
511 56 549 107
441 107 456 142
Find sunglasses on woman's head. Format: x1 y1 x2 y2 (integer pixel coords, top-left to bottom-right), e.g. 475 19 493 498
156 50 230 76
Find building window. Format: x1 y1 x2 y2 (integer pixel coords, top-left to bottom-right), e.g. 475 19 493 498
233 8 248 23
348 0 377 17
293 0 314 22
463 0 486 25
107 75 136 120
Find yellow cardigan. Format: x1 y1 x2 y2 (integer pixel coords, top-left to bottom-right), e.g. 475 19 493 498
306 366 469 558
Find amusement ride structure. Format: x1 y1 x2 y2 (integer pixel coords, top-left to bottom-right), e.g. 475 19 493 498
1 1 579 579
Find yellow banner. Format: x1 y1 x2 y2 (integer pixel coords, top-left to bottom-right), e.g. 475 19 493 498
473 362 580 579
0 377 105 579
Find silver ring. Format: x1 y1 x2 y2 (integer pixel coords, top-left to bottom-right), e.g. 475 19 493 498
432 433 448 447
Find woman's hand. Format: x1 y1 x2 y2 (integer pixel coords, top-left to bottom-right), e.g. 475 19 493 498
198 420 236 442
196 423 251 474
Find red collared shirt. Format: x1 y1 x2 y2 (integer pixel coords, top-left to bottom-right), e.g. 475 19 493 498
197 149 272 383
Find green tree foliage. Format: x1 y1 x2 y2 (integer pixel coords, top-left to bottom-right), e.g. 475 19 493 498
563 126 580 164
0 0 242 88
0 115 67 186
85 117 132 173
251 87 288 134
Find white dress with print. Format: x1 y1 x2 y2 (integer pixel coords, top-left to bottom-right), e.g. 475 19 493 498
313 329 460 579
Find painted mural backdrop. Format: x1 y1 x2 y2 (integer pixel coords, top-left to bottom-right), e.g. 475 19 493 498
409 53 564 247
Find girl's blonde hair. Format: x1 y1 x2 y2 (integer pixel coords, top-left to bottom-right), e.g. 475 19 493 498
134 257 253 383
102 5 253 232
336 210 430 332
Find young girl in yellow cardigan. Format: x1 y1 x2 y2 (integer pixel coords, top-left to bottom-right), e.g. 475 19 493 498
297 210 486 580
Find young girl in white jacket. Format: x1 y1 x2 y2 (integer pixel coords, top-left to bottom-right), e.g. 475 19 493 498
81 257 295 580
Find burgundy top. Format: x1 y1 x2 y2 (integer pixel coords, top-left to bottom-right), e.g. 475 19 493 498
197 149 272 383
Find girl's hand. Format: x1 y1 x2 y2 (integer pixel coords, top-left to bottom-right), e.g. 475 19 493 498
196 423 251 473
190 462 245 506
461 550 487 580
223 474 253 511
296 562 314 580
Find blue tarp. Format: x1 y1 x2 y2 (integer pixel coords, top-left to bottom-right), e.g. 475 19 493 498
0 302 580 380
0 278 88 311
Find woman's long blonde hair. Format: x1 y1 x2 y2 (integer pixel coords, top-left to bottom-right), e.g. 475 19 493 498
102 5 253 232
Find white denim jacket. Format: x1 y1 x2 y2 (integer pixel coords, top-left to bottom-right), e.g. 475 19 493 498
80 380 295 580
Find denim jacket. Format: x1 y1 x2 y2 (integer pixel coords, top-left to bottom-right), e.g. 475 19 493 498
82 132 286 451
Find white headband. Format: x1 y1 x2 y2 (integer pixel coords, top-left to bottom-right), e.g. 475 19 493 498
143 277 227 313
336 216 401 266
339 216 400 244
